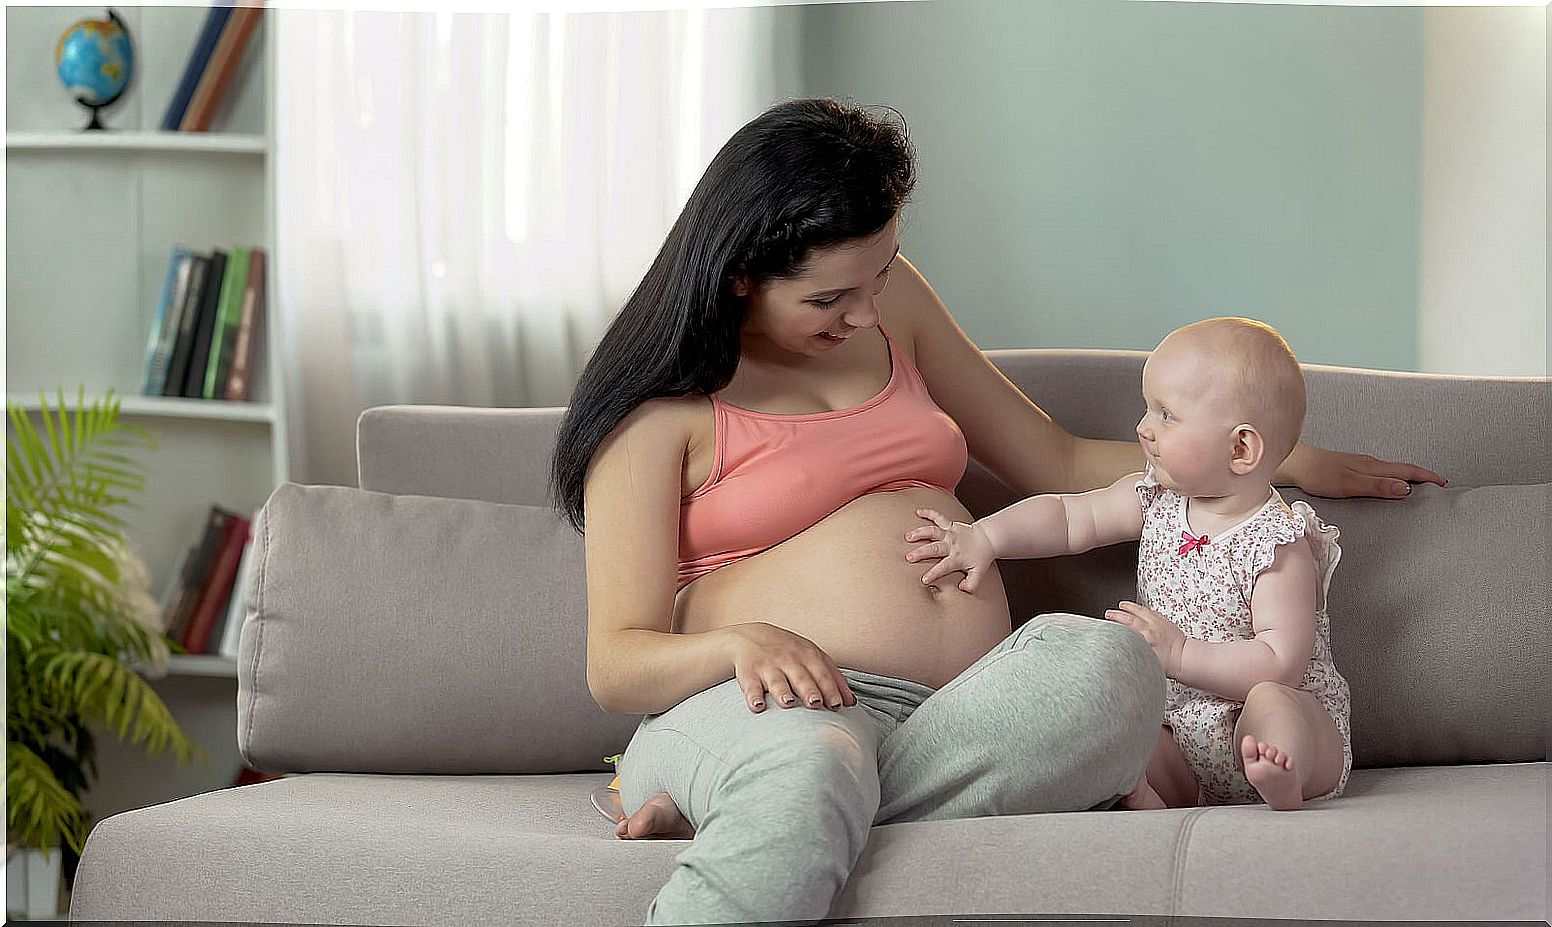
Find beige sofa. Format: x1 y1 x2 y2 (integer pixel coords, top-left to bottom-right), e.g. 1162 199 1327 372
70 349 1548 925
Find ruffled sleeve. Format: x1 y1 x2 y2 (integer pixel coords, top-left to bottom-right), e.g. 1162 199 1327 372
1243 497 1343 612
1291 500 1343 612
1134 462 1162 516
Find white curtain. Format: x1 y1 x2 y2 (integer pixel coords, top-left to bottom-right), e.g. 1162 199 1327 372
274 8 798 486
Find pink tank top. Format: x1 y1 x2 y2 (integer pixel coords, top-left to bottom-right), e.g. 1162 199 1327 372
677 324 968 591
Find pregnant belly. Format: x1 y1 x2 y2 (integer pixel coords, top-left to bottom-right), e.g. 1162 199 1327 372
672 487 1013 690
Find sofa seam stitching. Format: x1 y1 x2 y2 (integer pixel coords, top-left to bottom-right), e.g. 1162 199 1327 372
1169 807 1209 919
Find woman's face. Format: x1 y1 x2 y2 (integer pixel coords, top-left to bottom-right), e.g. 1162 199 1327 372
734 215 901 360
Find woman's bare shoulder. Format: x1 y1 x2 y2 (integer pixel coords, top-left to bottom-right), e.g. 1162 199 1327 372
879 253 965 365
610 394 709 434
593 395 712 477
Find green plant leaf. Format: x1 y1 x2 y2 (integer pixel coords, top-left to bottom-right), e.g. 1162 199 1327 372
6 387 207 853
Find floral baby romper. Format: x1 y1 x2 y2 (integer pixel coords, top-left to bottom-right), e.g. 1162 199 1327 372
1135 464 1352 805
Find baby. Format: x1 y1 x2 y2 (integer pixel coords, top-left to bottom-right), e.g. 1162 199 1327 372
909 317 1351 810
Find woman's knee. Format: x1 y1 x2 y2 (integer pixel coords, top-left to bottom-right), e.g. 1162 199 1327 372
1035 614 1164 688
1033 614 1166 735
751 720 880 797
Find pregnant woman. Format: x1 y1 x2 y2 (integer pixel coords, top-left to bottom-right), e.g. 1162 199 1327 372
549 98 1443 926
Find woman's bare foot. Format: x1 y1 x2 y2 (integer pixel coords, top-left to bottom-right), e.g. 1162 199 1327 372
1242 735 1303 810
1119 775 1167 810
615 791 697 840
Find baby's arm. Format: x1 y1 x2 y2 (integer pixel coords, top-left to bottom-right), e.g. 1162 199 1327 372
979 470 1147 559
1173 539 1319 701
908 472 1145 591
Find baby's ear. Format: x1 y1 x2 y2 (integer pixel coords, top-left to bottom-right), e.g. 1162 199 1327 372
1229 423 1264 475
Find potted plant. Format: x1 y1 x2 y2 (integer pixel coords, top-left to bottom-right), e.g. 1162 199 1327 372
5 387 206 918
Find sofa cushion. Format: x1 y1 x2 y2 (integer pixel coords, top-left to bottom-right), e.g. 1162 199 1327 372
70 763 1547 924
236 482 638 775
1280 483 1550 768
965 480 1550 769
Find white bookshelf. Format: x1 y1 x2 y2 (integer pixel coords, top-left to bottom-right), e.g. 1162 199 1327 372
6 129 267 155
5 5 284 835
141 655 241 679
7 391 279 423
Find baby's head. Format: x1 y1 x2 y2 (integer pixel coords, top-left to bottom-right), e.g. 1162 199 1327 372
1137 317 1306 495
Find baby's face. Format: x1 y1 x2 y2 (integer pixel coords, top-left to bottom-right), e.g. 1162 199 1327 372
1137 337 1243 495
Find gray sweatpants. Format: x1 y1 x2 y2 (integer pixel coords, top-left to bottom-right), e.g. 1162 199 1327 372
616 612 1166 926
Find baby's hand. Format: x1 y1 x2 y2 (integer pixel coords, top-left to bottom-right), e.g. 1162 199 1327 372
905 508 996 593
1104 601 1186 677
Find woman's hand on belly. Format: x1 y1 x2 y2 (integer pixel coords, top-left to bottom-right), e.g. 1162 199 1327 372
724 621 859 713
673 487 1014 688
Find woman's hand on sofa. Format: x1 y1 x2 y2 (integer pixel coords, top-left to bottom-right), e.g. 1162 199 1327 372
1276 445 1446 499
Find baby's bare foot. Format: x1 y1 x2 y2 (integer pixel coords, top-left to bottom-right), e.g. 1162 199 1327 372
1119 777 1167 810
616 791 697 840
1242 735 1303 811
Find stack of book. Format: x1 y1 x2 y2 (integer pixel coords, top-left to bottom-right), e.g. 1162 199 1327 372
160 2 266 133
160 505 259 659
141 244 266 401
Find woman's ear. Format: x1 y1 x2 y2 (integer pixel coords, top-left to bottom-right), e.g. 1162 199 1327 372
728 270 751 298
1230 423 1264 475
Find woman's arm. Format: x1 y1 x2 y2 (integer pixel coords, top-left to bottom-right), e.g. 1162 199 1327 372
887 256 1447 499
1275 444 1445 499
885 255 1091 495
581 398 741 715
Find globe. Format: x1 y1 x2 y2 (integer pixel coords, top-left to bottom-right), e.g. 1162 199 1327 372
55 10 135 130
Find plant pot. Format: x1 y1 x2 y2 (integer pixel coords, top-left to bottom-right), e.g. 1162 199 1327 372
5 844 63 919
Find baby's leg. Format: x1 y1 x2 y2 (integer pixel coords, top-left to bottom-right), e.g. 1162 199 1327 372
1146 724 1201 808
1233 682 1346 811
1119 773 1165 810
1121 726 1198 810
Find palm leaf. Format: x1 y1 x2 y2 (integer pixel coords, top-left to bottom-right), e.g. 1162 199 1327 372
6 388 207 855
6 741 89 854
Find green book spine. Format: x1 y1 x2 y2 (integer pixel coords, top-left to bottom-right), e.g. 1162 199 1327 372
204 246 250 399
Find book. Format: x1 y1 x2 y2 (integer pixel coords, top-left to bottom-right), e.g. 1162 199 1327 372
161 4 234 132
222 247 266 402
201 531 251 656
204 246 250 399
141 246 196 396
154 545 192 638
184 512 251 654
161 543 200 646
180 4 265 133
164 506 233 648
163 253 210 397
217 532 257 659
181 248 228 398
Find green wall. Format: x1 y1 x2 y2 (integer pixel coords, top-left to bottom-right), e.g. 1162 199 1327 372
800 0 1422 370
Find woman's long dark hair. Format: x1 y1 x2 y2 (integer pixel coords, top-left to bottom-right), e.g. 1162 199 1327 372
549 98 917 532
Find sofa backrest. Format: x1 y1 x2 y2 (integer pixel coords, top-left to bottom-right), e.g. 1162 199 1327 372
346 349 1548 771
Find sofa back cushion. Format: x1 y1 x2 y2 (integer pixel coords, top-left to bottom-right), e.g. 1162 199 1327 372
339 351 1547 772
236 482 640 774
